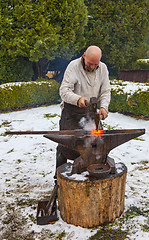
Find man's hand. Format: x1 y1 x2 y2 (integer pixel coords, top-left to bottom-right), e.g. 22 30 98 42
77 97 89 108
99 107 108 120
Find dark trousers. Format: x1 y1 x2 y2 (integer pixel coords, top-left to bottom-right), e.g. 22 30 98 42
54 105 87 179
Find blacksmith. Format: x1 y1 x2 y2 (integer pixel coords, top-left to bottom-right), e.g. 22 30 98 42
54 45 111 179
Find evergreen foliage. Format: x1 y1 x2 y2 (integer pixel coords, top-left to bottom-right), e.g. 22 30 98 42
0 57 33 84
84 0 149 74
135 59 149 69
127 90 149 116
0 0 88 80
0 79 60 112
0 79 148 117
0 0 149 81
109 89 149 117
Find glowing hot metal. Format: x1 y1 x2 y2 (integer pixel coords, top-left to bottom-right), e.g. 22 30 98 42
91 130 104 135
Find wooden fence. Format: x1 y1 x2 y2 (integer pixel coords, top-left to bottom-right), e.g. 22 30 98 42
118 69 149 83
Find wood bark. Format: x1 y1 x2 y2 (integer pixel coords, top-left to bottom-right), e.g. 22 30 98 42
57 163 127 228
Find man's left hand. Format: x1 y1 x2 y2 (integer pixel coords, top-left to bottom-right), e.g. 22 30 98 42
99 107 108 120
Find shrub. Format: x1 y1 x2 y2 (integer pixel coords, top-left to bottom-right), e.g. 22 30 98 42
109 89 128 113
131 59 149 70
127 90 149 116
0 79 60 112
0 78 149 118
109 80 149 118
109 79 149 117
135 59 149 69
0 57 33 84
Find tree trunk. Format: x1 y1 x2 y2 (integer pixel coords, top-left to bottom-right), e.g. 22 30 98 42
57 162 127 228
32 58 49 80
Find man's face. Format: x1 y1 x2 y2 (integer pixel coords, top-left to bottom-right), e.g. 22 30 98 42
83 53 100 72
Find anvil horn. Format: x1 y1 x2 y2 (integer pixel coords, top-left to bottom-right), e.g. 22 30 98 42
102 129 145 153
44 133 76 149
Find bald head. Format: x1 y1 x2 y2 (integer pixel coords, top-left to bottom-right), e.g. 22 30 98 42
85 46 102 59
83 46 102 72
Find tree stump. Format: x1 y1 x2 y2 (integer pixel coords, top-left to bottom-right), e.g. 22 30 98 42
57 162 127 228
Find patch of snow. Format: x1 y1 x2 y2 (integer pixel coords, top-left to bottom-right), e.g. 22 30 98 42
0 103 149 239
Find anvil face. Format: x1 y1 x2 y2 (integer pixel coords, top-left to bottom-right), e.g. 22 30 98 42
44 128 145 174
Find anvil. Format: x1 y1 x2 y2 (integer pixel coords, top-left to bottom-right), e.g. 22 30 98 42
44 128 145 174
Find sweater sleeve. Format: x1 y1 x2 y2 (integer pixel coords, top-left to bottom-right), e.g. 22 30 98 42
98 64 111 111
59 64 82 106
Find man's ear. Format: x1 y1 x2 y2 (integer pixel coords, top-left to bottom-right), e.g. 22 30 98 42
83 52 86 59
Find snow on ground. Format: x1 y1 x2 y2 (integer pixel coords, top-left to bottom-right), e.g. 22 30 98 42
0 104 149 239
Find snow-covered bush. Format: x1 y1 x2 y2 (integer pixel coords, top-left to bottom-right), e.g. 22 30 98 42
0 79 60 112
109 80 149 117
135 59 149 69
0 78 149 117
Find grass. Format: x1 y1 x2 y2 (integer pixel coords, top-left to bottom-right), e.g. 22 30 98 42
89 205 149 240
44 113 60 119
7 148 14 153
102 122 119 130
141 224 149 232
56 231 66 240
134 137 145 141
89 228 127 240
16 159 22 164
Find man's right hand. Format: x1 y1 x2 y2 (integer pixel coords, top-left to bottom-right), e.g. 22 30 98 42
77 97 89 108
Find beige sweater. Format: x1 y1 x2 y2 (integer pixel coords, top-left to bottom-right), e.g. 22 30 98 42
60 57 111 111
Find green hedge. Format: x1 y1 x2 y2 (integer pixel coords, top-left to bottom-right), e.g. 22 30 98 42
109 90 128 113
0 78 149 118
135 59 149 69
109 88 149 118
0 79 60 112
127 90 149 116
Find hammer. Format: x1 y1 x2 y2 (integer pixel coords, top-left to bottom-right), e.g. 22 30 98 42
85 97 103 131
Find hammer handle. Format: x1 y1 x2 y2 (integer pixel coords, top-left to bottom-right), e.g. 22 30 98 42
84 100 89 107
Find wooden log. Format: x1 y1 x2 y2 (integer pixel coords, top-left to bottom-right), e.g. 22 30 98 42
57 163 127 228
